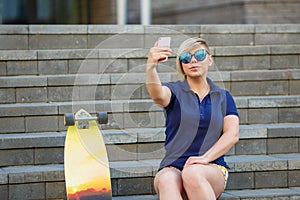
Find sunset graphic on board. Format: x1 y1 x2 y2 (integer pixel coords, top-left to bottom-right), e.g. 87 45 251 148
64 110 112 200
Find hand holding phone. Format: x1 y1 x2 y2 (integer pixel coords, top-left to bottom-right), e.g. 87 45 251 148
157 37 171 62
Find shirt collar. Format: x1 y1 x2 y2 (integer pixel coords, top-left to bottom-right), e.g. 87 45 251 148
180 77 222 94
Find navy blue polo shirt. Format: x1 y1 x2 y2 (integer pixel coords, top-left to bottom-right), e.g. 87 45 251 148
159 78 239 171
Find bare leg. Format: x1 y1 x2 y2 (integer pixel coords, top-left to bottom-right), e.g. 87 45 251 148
154 167 184 200
182 164 225 200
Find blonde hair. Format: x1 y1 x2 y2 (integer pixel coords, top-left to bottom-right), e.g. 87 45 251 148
176 37 211 81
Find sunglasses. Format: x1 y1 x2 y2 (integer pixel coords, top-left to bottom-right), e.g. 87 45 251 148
179 49 209 64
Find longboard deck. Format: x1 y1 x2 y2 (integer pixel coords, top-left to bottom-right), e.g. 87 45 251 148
64 109 112 200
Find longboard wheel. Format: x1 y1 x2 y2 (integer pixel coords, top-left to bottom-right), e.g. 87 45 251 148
64 113 75 126
97 112 108 124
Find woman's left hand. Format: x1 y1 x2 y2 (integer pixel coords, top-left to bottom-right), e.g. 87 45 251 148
184 156 209 168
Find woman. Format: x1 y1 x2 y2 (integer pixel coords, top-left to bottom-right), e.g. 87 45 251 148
146 37 239 200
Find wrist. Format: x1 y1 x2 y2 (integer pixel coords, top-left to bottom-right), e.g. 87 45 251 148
146 62 158 71
200 155 211 164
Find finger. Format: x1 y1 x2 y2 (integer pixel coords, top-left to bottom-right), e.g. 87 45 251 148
156 51 170 58
184 158 193 166
161 51 172 57
184 160 197 168
157 47 172 52
183 161 191 168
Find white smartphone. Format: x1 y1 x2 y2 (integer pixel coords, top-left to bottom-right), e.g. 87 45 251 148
157 37 171 62
157 37 171 47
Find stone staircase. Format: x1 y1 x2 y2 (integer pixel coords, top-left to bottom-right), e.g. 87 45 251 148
0 24 299 199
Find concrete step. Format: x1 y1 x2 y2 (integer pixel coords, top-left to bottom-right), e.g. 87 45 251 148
0 153 299 198
0 69 300 104
0 123 299 167
0 95 300 133
113 187 300 200
0 44 299 76
1 24 300 50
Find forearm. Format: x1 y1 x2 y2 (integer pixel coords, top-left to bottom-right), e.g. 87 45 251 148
203 131 239 163
203 115 239 163
184 131 239 168
146 44 172 107
146 62 164 100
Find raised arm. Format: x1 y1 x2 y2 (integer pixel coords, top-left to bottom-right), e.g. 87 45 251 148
146 42 172 107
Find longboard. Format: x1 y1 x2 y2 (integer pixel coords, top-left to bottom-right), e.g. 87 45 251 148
64 109 112 200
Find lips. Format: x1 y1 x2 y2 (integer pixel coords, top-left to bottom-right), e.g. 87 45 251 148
189 66 200 70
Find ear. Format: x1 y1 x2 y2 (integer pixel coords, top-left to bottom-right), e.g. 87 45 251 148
207 55 213 67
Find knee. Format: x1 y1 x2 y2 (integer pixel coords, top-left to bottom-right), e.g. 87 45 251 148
182 165 207 189
154 169 182 191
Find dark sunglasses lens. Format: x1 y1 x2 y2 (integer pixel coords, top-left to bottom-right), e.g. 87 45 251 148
179 53 192 64
194 49 206 61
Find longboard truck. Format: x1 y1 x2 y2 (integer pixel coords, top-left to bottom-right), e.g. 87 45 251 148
64 112 108 127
